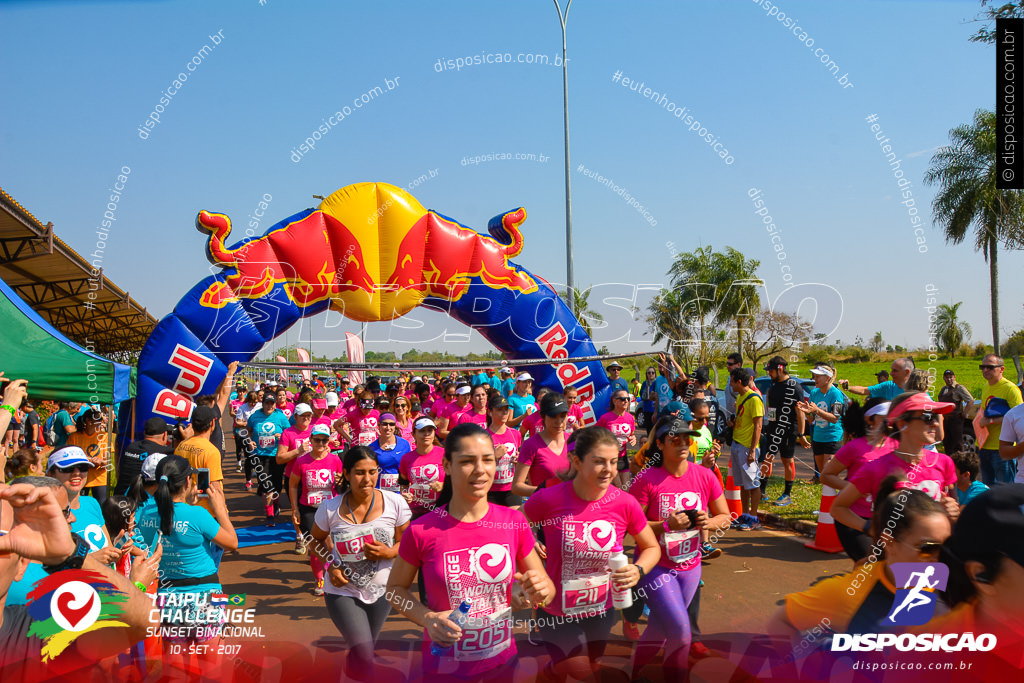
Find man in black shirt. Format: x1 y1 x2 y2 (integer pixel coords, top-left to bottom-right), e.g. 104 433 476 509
762 356 806 506
21 402 40 450
117 417 174 495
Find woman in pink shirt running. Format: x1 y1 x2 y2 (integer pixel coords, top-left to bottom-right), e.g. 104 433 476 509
512 393 572 498
387 423 555 681
523 426 659 682
486 394 523 507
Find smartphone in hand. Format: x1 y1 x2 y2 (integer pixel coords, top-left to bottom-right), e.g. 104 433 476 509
196 468 211 497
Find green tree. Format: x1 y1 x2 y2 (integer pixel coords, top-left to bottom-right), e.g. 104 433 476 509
870 331 884 353
970 1 1024 44
667 245 761 358
560 285 605 338
933 302 972 357
645 246 760 368
923 109 1024 355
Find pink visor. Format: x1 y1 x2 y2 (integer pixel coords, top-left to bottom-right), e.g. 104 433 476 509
311 399 328 409
887 393 955 424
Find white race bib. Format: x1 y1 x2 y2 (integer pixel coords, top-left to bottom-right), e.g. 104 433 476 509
331 527 375 562
454 608 512 662
663 529 700 564
379 472 400 491
561 573 609 616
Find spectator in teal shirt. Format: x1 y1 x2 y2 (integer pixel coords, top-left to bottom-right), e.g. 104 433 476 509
497 367 516 397
951 450 989 507
841 358 913 402
50 402 78 448
797 365 847 483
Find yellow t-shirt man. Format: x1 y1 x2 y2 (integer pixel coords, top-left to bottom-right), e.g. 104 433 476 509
733 389 764 449
175 436 223 512
981 377 1023 450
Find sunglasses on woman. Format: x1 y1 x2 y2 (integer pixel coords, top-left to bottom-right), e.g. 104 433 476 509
898 539 943 556
905 413 940 425
57 464 91 474
311 437 330 444
380 422 396 428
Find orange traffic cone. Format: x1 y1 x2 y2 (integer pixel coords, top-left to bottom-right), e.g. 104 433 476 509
724 472 743 520
805 484 844 553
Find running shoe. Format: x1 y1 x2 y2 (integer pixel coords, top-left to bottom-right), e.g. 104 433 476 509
730 518 748 530
773 494 793 507
265 516 276 528
690 641 712 660
700 542 722 561
734 521 752 531
245 481 254 492
623 620 642 640
236 461 244 473
745 518 762 531
294 537 307 555
313 579 324 596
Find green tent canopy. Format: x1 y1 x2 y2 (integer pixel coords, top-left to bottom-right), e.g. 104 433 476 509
1 276 135 403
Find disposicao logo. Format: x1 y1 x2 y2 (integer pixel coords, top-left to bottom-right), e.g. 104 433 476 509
831 562 997 653
25 570 129 660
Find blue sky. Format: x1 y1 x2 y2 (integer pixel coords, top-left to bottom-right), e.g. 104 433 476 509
1 0 1015 359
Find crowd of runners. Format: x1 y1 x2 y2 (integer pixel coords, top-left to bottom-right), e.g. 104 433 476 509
1 351 1023 680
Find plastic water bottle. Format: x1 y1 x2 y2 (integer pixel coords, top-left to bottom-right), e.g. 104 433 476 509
430 600 472 656
608 549 633 609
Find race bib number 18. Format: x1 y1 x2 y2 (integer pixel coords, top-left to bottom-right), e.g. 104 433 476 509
663 529 700 564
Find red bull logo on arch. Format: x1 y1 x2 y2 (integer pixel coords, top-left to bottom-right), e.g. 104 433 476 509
124 182 611 445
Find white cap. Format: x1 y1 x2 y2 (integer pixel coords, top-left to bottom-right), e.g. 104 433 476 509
141 452 169 481
516 372 533 382
810 366 834 378
294 403 313 415
501 367 513 374
47 446 93 471
269 380 279 386
325 392 340 407
411 376 422 382
865 402 891 418
414 417 436 430
456 385 471 396
311 424 331 437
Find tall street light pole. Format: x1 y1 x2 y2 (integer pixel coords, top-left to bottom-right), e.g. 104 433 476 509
553 0 574 311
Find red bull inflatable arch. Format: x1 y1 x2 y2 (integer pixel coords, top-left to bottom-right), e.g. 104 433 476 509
124 182 611 440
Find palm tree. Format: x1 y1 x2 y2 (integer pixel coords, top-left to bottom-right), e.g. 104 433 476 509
560 286 605 338
924 109 1024 355
669 246 761 357
934 302 972 357
870 331 884 353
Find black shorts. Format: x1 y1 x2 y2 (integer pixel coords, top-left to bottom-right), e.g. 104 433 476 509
812 440 841 456
835 518 874 562
761 431 797 459
535 607 616 661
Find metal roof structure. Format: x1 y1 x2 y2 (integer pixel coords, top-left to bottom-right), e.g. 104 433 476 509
0 187 156 361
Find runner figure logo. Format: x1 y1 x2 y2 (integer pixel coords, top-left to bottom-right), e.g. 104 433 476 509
25 570 130 661
886 562 949 626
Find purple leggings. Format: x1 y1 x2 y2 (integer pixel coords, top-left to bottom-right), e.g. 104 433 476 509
633 564 701 678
